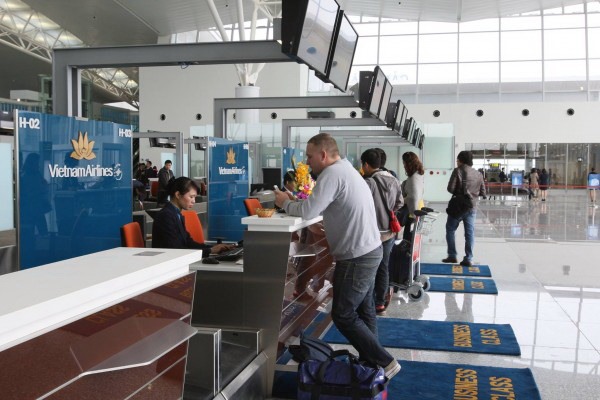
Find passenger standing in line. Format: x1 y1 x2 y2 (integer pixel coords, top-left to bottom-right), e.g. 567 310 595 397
361 149 403 315
443 151 486 267
157 160 174 206
274 133 401 380
373 147 398 178
589 167 598 205
400 151 425 241
539 168 550 202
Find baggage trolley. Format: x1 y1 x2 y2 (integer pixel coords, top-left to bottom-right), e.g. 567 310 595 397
389 209 431 301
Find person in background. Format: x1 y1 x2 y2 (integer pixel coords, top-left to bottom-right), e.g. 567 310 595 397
145 160 157 178
361 149 403 315
539 168 550 202
400 151 425 240
443 151 486 267
373 147 398 178
152 177 234 255
283 170 296 194
273 133 401 380
157 160 174 206
589 167 597 205
498 167 507 183
529 168 539 201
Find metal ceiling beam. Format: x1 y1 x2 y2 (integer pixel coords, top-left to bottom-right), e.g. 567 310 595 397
53 40 291 117
281 117 388 147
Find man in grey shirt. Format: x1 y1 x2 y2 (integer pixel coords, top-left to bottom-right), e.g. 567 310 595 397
274 133 401 380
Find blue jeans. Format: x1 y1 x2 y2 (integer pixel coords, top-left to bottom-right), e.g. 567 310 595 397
446 209 476 262
331 245 394 368
374 237 395 307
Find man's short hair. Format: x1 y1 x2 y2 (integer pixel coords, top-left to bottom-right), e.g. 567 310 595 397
457 151 473 166
360 149 381 169
373 148 387 168
165 160 172 165
146 160 152 166
308 133 339 156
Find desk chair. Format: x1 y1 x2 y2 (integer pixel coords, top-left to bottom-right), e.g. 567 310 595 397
149 181 159 200
244 198 262 216
120 222 145 248
181 210 205 244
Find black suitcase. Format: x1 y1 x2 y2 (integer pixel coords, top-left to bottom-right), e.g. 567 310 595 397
388 240 411 287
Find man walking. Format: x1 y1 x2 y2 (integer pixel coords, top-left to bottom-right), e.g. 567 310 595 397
158 160 174 206
274 133 401 380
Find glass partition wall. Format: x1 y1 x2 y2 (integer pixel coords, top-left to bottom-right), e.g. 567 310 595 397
467 142 600 188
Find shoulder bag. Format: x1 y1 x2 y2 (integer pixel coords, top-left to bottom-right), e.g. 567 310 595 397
446 168 473 218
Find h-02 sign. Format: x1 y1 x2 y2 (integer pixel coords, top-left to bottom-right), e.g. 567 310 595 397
18 116 41 129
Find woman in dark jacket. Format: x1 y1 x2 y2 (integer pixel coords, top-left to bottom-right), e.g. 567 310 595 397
539 168 550 202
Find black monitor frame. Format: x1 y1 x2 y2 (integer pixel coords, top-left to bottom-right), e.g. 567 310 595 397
393 101 408 135
282 0 341 77
377 79 393 123
367 66 387 117
401 116 413 139
411 127 421 146
324 11 358 92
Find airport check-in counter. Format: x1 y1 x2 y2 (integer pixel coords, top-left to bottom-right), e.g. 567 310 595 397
191 213 335 396
0 247 202 399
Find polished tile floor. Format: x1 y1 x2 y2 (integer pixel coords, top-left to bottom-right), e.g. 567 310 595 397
371 192 600 400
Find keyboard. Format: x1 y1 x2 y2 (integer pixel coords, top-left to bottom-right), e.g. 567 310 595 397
214 247 244 262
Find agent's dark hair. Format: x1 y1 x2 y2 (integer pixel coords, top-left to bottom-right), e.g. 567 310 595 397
164 160 172 165
283 170 295 185
360 149 381 169
373 148 387 168
402 151 424 176
167 176 199 197
457 151 473 166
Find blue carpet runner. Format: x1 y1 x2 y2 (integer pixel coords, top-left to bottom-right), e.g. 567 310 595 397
421 262 492 277
273 360 541 400
429 276 498 294
323 318 520 355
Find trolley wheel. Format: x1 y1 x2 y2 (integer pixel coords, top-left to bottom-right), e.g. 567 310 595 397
415 275 430 291
407 284 424 301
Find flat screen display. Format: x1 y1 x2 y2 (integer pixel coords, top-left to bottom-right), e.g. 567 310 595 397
511 171 524 186
588 173 600 188
411 127 421 146
402 117 413 139
326 13 358 92
295 0 340 75
394 101 408 135
377 80 393 122
368 66 386 116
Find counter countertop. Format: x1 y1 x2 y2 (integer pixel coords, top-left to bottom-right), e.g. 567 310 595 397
241 214 322 232
0 247 203 352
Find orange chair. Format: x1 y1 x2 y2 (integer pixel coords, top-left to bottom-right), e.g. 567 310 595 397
150 181 159 199
120 222 145 248
181 210 205 244
244 198 262 216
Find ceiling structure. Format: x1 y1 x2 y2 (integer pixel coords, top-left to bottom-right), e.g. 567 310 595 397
0 0 591 105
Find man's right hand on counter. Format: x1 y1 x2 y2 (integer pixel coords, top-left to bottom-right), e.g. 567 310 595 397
274 188 294 208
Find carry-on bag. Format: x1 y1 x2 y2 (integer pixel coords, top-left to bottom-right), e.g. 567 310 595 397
297 350 388 400
388 240 411 287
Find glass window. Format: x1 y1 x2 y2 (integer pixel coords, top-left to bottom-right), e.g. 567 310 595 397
354 23 379 36
501 31 542 60
348 65 376 87
418 34 458 63
353 37 379 65
546 143 567 188
589 13 600 27
589 3 600 13
379 35 418 64
564 4 585 14
589 28 600 58
380 21 418 35
544 60 586 81
459 62 499 83
381 64 417 84
501 61 542 82
590 59 600 80
460 32 499 62
418 63 457 84
419 21 458 34
543 14 586 28
501 16 542 30
544 29 586 59
460 18 499 32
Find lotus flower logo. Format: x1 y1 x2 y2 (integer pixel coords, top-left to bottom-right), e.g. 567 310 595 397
70 131 96 160
226 147 236 165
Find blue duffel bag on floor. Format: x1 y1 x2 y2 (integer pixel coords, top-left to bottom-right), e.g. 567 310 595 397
297 349 388 400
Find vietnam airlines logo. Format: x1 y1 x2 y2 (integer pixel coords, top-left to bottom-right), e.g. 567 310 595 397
226 147 236 164
70 131 96 160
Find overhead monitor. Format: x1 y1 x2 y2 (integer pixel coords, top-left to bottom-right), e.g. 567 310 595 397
282 0 340 76
149 138 175 149
385 102 397 128
367 66 387 117
401 117 413 139
411 127 421 146
377 80 393 123
325 12 359 92
393 101 408 135
418 133 425 150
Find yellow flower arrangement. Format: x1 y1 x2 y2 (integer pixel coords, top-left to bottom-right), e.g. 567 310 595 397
294 162 315 199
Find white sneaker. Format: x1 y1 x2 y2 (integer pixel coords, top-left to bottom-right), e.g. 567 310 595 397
384 359 401 380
